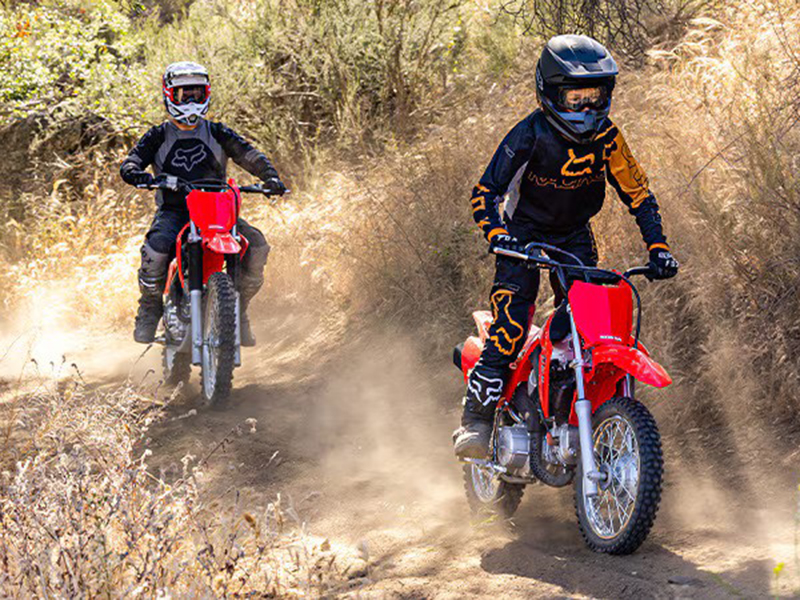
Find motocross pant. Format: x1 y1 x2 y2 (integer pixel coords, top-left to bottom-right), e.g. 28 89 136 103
138 208 270 305
463 223 598 421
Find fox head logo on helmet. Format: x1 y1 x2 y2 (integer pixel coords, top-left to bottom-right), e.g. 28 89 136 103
172 145 208 171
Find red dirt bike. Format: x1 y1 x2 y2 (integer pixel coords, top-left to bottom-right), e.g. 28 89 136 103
138 177 285 405
454 242 671 555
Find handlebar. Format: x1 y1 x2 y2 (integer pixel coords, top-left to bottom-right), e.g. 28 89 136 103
493 243 655 282
622 265 655 279
136 177 289 197
492 242 656 348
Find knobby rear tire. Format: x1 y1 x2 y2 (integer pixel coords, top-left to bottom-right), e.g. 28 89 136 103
574 396 663 555
463 465 525 520
201 272 237 406
162 347 191 386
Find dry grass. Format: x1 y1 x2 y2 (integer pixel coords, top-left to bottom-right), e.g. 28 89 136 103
604 0 800 428
3 0 800 593
0 367 351 597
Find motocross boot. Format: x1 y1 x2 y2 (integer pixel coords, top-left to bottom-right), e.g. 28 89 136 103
134 295 163 343
239 288 257 347
453 366 506 459
133 269 165 344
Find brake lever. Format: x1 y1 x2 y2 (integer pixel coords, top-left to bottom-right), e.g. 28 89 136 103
622 265 656 279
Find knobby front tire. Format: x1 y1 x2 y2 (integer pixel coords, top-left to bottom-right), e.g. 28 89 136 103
201 272 237 406
574 396 663 555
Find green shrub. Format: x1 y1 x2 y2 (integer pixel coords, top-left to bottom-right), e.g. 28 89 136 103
0 1 145 121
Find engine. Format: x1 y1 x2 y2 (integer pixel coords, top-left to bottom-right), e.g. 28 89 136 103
542 423 579 466
496 424 530 475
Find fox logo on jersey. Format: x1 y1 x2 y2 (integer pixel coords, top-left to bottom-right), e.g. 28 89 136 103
173 145 208 171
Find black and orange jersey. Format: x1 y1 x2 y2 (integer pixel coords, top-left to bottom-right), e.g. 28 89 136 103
470 109 669 252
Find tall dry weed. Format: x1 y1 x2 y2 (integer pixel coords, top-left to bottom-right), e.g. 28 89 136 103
602 0 800 430
0 367 349 596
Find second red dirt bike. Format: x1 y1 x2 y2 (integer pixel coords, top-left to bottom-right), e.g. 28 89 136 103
454 243 671 555
139 177 285 405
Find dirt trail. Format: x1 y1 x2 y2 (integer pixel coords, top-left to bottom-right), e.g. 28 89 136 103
5 303 795 599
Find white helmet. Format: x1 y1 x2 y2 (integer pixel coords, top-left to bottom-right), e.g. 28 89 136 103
162 61 210 126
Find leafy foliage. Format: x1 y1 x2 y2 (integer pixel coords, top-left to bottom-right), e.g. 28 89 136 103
0 1 145 121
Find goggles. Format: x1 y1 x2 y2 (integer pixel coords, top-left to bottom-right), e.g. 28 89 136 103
559 87 609 112
171 84 209 105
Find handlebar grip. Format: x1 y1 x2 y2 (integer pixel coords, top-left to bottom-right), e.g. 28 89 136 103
492 246 556 268
238 186 291 196
492 247 530 261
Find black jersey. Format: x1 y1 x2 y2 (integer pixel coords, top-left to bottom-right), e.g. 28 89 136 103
120 120 278 210
471 110 668 251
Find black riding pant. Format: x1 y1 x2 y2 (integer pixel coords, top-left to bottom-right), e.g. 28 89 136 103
464 223 598 415
138 208 270 301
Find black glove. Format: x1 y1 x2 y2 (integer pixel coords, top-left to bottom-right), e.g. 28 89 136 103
261 177 286 194
489 233 525 255
131 172 155 187
648 247 679 280
154 174 181 192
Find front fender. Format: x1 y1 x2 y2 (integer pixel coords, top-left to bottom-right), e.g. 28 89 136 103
204 231 241 254
591 344 672 388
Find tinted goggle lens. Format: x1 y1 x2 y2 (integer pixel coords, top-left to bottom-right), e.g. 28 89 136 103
174 85 207 104
560 87 608 111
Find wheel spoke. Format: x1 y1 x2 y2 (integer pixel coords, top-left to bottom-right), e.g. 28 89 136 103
472 464 501 503
585 414 640 540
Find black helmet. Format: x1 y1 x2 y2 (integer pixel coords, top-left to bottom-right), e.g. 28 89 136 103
536 35 618 144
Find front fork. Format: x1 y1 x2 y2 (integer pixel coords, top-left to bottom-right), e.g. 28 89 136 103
189 224 204 365
188 223 243 366
567 303 606 498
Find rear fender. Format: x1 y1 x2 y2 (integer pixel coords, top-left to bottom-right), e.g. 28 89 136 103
458 336 483 382
472 310 493 343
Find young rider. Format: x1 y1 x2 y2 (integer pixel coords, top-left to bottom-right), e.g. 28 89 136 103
453 35 679 459
120 62 286 346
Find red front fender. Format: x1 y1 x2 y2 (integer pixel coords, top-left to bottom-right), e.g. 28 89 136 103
203 231 241 254
591 344 672 388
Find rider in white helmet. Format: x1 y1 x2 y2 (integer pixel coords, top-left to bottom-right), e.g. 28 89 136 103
121 61 286 345
162 61 211 127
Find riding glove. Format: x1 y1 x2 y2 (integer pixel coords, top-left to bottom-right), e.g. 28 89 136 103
154 174 181 191
489 233 526 255
131 172 155 187
262 177 287 194
648 248 679 280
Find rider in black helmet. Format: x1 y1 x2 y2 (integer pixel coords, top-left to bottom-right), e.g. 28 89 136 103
453 35 679 459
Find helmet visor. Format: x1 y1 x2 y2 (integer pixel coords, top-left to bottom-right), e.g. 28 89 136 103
559 87 608 112
174 84 209 105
